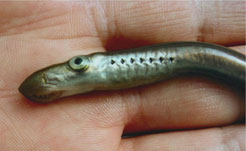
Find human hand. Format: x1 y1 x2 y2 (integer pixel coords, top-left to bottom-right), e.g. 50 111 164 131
0 1 245 151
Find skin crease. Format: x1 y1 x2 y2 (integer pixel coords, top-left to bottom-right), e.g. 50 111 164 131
0 1 245 151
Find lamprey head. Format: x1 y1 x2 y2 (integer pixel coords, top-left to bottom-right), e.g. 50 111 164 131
19 55 93 103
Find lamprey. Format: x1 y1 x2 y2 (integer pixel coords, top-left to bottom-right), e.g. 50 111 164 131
19 42 246 103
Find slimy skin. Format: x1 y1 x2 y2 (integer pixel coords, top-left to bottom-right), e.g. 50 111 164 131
19 42 246 103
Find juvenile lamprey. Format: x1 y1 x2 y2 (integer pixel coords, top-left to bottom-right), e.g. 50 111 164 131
19 42 246 103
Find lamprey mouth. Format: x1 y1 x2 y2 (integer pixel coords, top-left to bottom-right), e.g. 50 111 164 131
19 89 63 103
31 92 61 100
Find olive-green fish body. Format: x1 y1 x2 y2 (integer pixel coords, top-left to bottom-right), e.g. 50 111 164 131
19 42 246 103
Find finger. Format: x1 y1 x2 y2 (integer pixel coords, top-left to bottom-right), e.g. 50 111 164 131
232 45 246 54
0 1 245 51
102 1 245 50
120 124 245 151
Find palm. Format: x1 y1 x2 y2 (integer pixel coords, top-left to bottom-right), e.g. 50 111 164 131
0 1 245 151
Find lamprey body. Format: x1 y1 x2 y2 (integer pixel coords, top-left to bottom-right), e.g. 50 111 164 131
19 42 246 103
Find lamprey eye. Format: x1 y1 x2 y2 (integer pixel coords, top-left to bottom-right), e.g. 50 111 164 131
68 55 90 71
